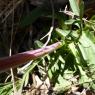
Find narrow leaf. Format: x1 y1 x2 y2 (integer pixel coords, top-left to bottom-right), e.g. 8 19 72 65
69 0 79 16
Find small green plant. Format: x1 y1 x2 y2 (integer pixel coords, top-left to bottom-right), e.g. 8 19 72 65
0 0 95 94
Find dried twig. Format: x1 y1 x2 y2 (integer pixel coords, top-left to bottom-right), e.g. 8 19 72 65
9 0 17 94
41 0 55 47
1 0 23 22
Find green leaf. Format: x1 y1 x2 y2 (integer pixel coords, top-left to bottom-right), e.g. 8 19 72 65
77 43 88 61
0 82 12 95
64 19 76 25
24 73 29 87
79 74 92 84
34 40 43 48
59 55 65 64
69 42 80 63
63 70 74 80
54 75 71 92
56 28 70 37
79 0 84 19
69 0 79 16
79 33 95 65
20 60 41 90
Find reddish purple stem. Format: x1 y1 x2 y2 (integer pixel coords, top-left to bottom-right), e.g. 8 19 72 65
0 42 62 72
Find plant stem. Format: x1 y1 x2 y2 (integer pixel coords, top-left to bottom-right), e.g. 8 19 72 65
0 42 62 72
